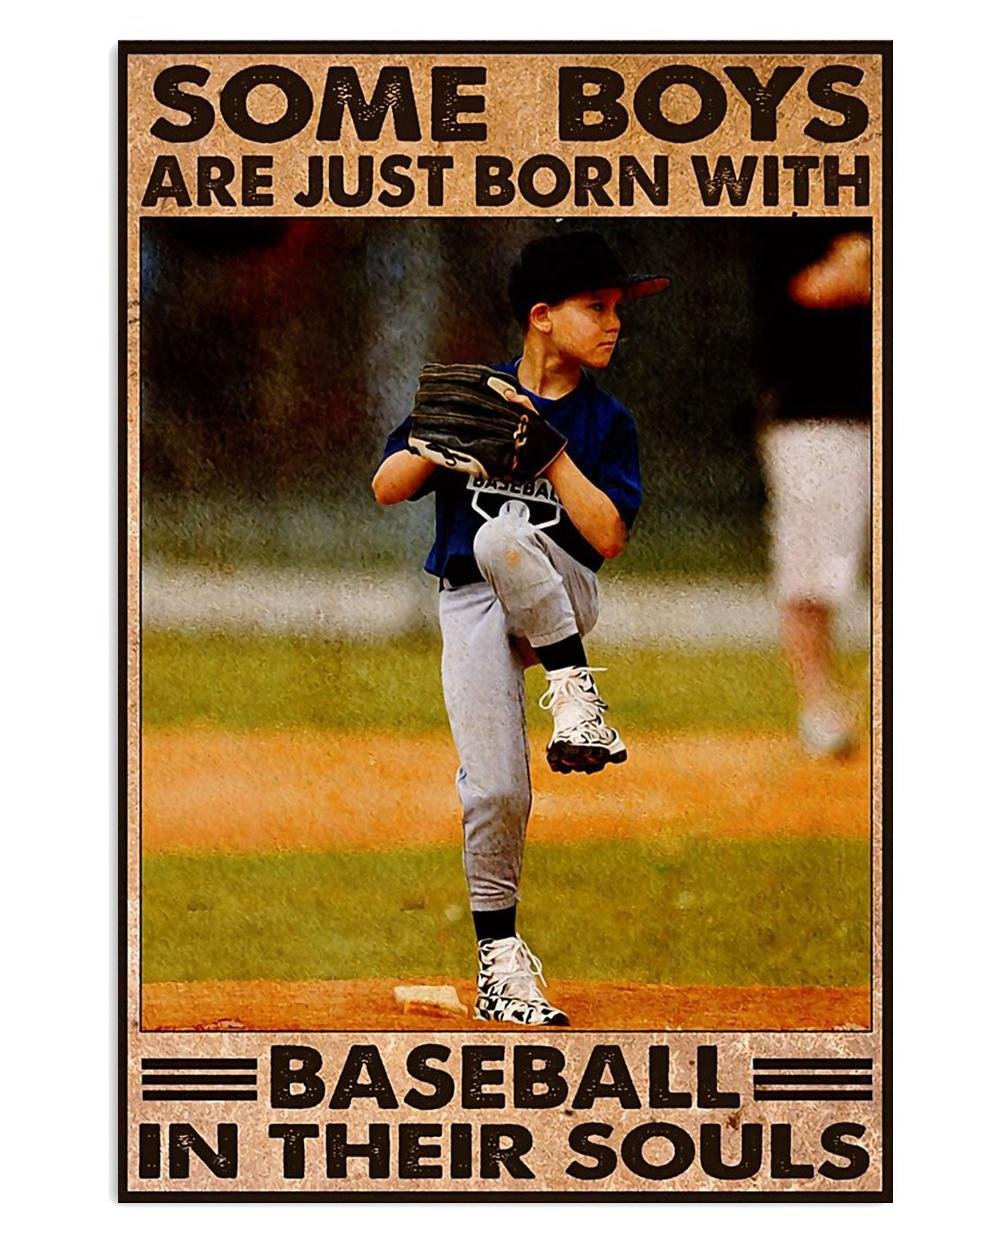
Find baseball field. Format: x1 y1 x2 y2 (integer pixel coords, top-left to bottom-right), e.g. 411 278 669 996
141 631 871 1032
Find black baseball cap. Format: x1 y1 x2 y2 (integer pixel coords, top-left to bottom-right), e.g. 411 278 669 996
508 230 670 324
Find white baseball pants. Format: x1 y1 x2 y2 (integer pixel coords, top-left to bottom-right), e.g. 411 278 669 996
437 502 599 911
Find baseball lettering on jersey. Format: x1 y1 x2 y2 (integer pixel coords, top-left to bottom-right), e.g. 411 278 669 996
467 474 563 529
469 472 561 522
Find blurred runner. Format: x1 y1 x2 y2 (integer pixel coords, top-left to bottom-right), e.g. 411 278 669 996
753 223 873 757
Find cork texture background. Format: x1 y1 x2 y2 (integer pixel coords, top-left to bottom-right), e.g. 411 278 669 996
122 44 887 1198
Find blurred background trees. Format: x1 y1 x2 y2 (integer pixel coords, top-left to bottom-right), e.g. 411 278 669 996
140 217 850 576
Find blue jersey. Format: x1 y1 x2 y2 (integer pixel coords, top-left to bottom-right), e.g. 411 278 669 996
380 361 642 582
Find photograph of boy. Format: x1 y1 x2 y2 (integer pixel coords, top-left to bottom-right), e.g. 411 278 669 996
373 231 669 1025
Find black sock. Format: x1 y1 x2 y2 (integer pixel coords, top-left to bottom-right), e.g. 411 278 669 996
473 905 517 943
535 633 587 672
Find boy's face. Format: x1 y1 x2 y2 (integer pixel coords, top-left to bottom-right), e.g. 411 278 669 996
541 288 624 369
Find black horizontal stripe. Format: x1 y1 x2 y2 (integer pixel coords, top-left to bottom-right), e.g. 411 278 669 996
141 1058 258 1070
141 1090 258 1101
141 1074 257 1085
754 1074 873 1086
754 1090 873 1101
752 1058 873 1070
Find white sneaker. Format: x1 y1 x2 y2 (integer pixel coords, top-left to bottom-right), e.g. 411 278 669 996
799 704 857 758
474 935 569 1026
539 665 627 774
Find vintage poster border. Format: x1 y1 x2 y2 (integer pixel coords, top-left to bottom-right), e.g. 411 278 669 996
118 39 892 1202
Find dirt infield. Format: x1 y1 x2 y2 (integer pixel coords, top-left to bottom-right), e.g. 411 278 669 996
143 978 870 1032
141 727 870 1032
142 727 870 854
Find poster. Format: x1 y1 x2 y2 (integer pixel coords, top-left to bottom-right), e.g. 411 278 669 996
119 40 890 1200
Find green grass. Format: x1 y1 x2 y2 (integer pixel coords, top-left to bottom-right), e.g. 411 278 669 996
142 837 869 987
142 631 869 733
141 634 872 990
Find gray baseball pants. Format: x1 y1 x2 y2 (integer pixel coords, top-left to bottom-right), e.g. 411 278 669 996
438 502 599 911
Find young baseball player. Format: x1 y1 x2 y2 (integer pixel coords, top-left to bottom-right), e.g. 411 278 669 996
372 231 668 1025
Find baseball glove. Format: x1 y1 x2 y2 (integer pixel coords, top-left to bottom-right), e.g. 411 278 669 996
407 363 567 481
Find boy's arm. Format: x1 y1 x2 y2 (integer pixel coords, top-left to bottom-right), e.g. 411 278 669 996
545 453 628 559
372 449 435 505
499 387 629 559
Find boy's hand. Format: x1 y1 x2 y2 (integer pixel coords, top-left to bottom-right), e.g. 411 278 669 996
489 379 539 416
496 385 569 477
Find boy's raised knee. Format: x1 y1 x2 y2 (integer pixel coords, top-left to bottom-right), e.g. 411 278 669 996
473 511 532 574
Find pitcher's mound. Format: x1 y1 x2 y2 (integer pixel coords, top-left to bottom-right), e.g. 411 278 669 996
143 978 870 1032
